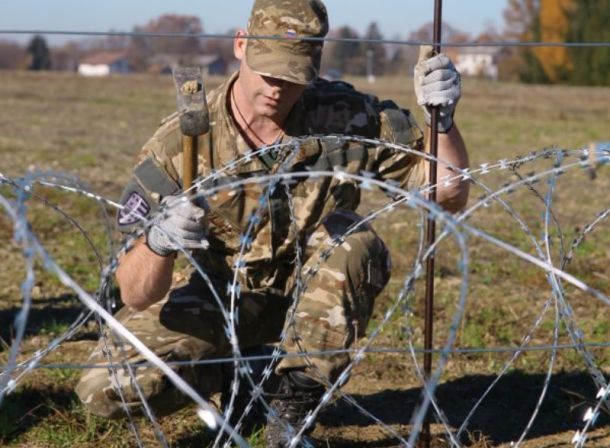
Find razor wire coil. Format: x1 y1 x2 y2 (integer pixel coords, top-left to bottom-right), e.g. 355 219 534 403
0 15 609 447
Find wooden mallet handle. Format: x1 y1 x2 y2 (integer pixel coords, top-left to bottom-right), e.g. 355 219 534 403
182 135 198 196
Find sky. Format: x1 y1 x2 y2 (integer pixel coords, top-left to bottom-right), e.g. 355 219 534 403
1 0 507 45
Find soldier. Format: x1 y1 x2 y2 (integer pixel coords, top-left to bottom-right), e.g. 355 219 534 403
76 0 469 446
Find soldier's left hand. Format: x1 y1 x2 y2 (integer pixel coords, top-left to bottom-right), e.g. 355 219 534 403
414 46 461 133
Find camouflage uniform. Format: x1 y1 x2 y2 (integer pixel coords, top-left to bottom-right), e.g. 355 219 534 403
76 6 425 419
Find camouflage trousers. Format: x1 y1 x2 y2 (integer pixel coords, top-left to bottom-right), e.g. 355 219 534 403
76 211 390 418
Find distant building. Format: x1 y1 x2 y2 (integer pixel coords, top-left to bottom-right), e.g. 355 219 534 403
455 47 505 81
149 53 229 76
78 51 130 76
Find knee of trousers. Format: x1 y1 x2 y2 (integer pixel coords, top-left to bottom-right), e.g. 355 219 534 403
75 363 224 419
75 349 224 419
74 295 227 418
341 230 390 289
76 364 136 419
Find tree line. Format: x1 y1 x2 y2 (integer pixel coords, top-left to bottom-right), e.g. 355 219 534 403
0 15 232 73
0 2 607 86
503 0 609 85
0 15 481 78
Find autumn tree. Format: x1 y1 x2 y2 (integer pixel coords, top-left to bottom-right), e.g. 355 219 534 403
533 0 575 82
203 29 236 66
504 0 608 85
128 15 204 70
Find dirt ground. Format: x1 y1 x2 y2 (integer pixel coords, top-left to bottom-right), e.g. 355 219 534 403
1 71 610 446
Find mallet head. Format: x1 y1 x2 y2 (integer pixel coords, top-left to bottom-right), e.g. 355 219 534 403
172 66 210 137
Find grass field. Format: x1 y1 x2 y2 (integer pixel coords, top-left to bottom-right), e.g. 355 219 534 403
1 70 610 447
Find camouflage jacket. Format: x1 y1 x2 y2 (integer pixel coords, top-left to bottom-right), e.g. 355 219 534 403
117 72 424 294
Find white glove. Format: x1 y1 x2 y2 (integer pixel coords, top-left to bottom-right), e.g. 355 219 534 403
414 45 461 133
146 195 208 256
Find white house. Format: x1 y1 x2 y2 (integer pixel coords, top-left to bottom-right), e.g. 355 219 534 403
78 51 130 76
455 47 504 81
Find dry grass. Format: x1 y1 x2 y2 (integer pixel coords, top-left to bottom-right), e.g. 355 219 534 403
1 70 610 446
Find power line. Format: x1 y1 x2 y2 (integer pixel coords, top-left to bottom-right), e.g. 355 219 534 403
1 29 609 48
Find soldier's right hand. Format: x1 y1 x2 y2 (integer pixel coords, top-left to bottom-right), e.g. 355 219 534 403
146 194 208 256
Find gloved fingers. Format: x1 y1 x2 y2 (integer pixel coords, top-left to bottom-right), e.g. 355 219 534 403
152 228 206 253
161 195 207 219
147 215 207 255
164 202 206 221
158 212 202 231
145 227 175 256
414 45 434 78
417 53 454 75
421 78 459 98
170 208 206 227
423 88 460 107
179 238 210 251
160 195 184 208
421 68 458 86
171 226 206 242
153 235 208 253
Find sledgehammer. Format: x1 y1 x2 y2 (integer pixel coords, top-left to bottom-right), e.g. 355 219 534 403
172 67 209 195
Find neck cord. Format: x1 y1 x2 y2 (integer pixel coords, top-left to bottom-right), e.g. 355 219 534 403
230 83 284 149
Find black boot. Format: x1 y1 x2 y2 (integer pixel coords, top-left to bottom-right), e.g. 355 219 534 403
264 370 325 447
217 346 272 442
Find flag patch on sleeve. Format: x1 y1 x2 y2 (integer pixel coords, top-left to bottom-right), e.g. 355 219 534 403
118 191 151 225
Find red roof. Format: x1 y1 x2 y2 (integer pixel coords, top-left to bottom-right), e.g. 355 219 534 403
80 51 127 65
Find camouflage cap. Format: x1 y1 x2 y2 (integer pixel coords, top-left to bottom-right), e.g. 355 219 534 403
245 0 329 85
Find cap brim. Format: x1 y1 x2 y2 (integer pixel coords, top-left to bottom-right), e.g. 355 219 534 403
245 44 317 85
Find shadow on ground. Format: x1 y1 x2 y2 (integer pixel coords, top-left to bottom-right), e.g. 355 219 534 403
0 295 85 343
0 388 79 442
0 290 122 345
319 370 609 446
1 368 607 446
